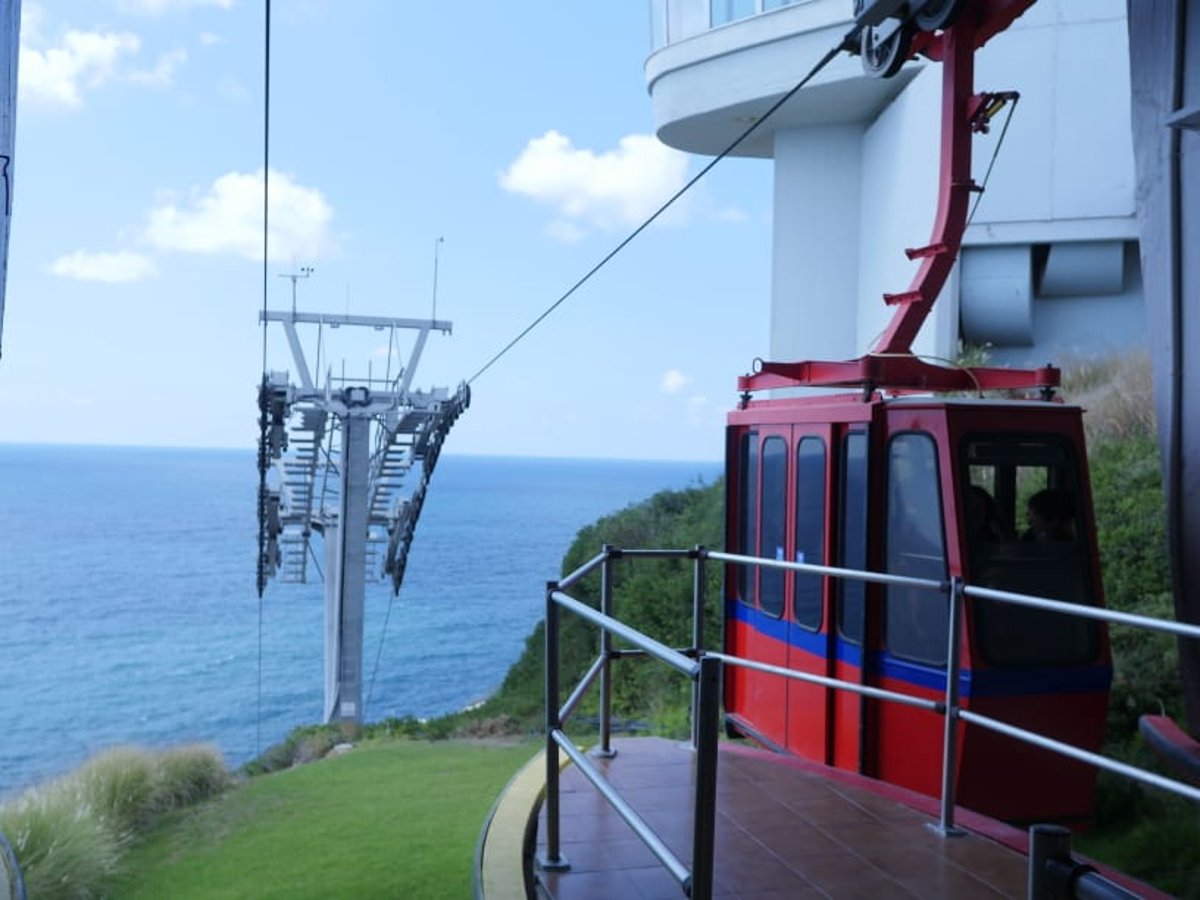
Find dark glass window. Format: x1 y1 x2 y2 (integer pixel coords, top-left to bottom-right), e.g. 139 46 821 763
737 431 758 605
884 433 949 665
759 436 787 618
838 432 868 643
793 437 825 629
962 436 1098 666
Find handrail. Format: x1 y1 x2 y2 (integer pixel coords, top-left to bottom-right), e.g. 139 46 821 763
540 565 718 896
959 708 1200 803
965 582 1200 640
550 590 698 676
708 549 946 591
539 543 1200 900
550 730 691 884
558 550 608 591
707 650 944 712
0 830 25 900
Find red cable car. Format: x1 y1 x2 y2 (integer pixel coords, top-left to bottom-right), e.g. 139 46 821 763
722 0 1111 825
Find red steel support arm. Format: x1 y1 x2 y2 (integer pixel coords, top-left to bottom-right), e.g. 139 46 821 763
871 0 1037 356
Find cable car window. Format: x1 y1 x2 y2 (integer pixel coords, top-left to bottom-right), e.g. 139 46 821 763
793 437 825 630
759 436 787 618
884 433 949 665
962 436 1098 666
838 432 867 643
737 431 758 605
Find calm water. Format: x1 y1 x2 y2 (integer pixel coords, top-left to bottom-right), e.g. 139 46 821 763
0 445 719 797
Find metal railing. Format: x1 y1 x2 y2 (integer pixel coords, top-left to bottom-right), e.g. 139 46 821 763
538 544 1200 899
0 830 25 900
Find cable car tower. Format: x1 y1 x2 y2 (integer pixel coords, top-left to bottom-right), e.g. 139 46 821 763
255 280 469 725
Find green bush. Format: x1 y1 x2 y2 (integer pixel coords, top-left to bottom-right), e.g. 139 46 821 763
241 722 358 776
154 745 232 810
1088 434 1171 610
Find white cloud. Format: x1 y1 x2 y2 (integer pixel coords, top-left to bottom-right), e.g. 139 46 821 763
118 0 234 14
217 75 249 103
143 168 335 262
713 206 750 223
199 32 224 46
50 250 158 283
545 220 587 244
500 130 689 240
128 47 187 88
661 369 691 395
19 27 141 109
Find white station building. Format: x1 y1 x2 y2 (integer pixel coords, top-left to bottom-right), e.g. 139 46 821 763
645 0 1143 370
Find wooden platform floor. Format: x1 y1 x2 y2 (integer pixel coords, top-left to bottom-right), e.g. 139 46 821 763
534 737 1031 900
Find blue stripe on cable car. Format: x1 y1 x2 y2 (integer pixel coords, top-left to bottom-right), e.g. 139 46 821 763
727 599 826 656
874 652 1111 696
726 599 1111 697
957 663 1112 697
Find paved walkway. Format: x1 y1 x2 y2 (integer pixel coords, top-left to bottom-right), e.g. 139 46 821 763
534 737 1032 899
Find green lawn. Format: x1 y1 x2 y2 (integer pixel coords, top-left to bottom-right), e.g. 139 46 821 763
109 739 539 900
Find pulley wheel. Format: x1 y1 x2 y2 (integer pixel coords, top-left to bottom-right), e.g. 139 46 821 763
860 20 914 79
914 0 967 31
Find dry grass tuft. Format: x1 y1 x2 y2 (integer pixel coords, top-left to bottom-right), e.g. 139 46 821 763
0 744 229 899
1057 349 1157 443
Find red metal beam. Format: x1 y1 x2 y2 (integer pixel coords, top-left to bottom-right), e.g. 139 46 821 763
873 0 1038 355
748 1 1045 396
738 355 1059 395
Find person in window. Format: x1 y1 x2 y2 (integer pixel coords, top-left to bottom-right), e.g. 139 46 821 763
1022 488 1074 542
968 485 1011 541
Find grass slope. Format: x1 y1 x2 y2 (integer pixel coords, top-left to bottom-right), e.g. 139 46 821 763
111 739 538 900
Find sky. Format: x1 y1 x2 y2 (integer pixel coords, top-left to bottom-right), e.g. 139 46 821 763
0 0 776 461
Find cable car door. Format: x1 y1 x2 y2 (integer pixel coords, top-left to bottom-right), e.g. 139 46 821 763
746 428 791 750
785 429 832 762
831 428 870 771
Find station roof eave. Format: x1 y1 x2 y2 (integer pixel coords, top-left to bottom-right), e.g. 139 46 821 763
645 7 921 158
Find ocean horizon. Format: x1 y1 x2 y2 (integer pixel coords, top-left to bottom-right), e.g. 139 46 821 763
0 444 720 798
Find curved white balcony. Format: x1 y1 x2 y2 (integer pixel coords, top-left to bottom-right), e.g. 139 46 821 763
646 0 919 157
650 0 809 49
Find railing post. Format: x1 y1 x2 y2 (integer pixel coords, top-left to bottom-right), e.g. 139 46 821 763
691 545 707 751
932 576 966 837
596 545 617 758
689 655 721 900
0 831 26 900
1028 824 1072 900
537 581 570 872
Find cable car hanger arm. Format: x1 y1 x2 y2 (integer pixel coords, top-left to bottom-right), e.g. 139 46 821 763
742 0 1051 398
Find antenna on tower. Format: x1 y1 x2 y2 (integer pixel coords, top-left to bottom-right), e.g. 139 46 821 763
432 237 444 321
279 265 314 316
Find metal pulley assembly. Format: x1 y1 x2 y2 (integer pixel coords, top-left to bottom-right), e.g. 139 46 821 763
852 0 968 78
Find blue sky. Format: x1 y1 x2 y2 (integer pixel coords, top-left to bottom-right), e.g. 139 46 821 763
1 1 775 461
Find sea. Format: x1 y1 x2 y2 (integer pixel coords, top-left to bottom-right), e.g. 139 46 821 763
0 445 720 799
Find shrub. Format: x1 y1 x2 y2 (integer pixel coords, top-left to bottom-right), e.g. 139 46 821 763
0 745 230 900
241 722 358 776
0 782 120 900
1088 434 1171 610
154 745 231 810
74 747 160 842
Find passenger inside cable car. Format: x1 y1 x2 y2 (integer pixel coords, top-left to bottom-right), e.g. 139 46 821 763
961 435 1097 668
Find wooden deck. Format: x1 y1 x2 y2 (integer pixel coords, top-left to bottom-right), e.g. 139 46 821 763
533 736 1034 900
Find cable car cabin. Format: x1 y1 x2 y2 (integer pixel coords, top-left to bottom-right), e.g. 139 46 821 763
723 392 1112 825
